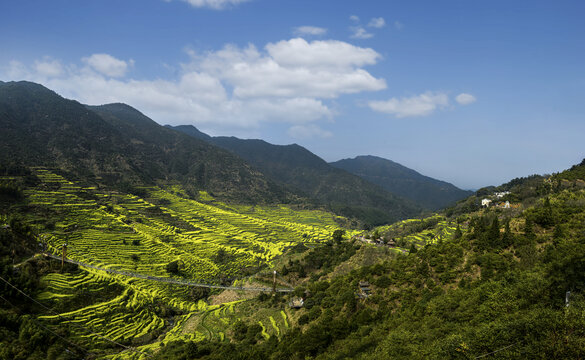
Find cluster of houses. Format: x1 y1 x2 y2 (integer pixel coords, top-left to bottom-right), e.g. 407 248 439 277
481 199 510 208
354 235 397 247
482 191 512 209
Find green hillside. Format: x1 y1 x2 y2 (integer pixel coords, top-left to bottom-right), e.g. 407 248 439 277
3 81 585 360
170 125 422 227
0 81 289 204
3 159 585 359
330 155 472 210
0 166 349 358
146 159 585 359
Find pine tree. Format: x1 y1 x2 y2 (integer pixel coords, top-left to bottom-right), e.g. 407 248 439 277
524 217 536 241
501 220 513 248
453 225 463 240
409 243 418 254
488 217 501 248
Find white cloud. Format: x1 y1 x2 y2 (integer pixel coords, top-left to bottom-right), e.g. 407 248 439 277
394 21 404 30
247 98 333 124
3 39 383 136
455 93 476 105
368 17 386 28
195 38 386 98
293 26 327 36
179 0 249 10
369 92 449 118
349 15 360 22
34 59 64 77
82 54 132 78
266 38 381 69
288 124 333 139
350 26 374 39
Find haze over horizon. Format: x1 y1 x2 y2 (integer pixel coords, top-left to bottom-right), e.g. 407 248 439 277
2 0 584 190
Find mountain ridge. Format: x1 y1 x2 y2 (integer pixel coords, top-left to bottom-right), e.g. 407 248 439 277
168 125 422 226
330 155 472 210
0 81 290 204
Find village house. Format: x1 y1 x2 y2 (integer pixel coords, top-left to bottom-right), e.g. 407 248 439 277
357 281 371 299
289 297 304 308
494 191 510 199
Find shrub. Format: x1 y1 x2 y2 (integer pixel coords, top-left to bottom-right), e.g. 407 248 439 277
166 260 179 274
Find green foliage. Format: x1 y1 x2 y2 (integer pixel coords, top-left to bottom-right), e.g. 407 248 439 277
173 126 423 225
0 182 23 200
528 197 556 228
409 243 417 254
0 81 294 205
3 89 585 359
232 320 248 341
453 225 462 239
332 229 345 243
166 260 180 274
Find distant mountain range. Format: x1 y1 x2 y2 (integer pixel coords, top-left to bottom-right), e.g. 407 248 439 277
330 155 473 210
0 80 470 226
169 125 470 219
168 125 422 226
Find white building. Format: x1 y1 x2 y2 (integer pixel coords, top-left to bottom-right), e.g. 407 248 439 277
494 191 510 199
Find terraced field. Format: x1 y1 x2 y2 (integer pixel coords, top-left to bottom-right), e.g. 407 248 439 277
373 215 460 248
3 169 345 358
176 300 291 343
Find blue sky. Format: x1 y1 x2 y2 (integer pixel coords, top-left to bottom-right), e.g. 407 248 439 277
1 0 584 189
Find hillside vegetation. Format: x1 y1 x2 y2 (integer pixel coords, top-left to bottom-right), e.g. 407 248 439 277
170 125 422 227
0 81 289 204
3 160 585 359
147 160 585 359
2 81 585 360
0 166 348 359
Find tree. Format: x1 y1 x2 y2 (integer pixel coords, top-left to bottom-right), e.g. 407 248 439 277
332 230 345 244
524 217 536 241
233 320 248 341
166 260 179 274
453 225 463 240
294 286 306 298
409 244 418 254
534 197 555 228
488 216 501 248
501 220 514 248
190 287 210 301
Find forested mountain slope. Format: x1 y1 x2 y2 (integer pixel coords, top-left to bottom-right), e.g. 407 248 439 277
330 155 472 210
149 159 585 359
0 81 289 203
170 125 422 226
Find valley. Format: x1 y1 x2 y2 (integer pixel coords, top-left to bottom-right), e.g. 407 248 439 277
1 166 349 358
1 81 585 359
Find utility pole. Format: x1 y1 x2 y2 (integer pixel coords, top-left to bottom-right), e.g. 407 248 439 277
272 270 277 293
61 243 67 271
